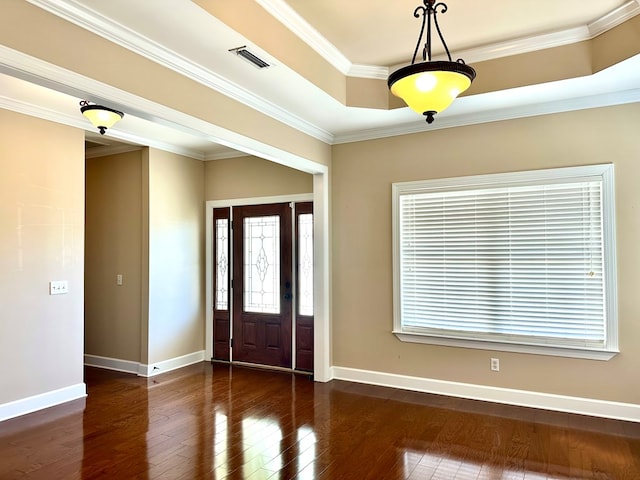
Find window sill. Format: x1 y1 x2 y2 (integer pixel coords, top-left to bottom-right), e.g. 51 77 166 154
393 331 619 361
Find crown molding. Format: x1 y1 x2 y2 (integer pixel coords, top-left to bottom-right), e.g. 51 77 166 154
256 0 353 75
4 1 639 156
204 150 251 161
25 0 334 144
590 0 640 35
84 144 142 159
347 64 389 80
0 94 81 129
451 1 640 66
441 26 590 68
3 43 638 153
261 0 640 78
333 88 640 144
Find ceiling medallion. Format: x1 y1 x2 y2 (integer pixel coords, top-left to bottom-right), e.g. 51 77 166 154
388 0 476 124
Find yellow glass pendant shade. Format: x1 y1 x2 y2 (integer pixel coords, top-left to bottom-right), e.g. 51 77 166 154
388 61 476 124
390 69 472 114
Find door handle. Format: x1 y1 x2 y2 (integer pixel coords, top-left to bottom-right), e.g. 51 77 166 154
284 280 292 300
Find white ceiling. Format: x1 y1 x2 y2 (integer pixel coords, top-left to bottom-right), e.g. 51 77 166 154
2 0 639 160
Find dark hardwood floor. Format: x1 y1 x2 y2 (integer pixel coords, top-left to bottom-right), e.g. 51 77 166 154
1 362 639 479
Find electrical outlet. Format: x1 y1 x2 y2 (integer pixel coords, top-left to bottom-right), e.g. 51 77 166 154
490 358 500 372
116 274 123 286
49 280 68 295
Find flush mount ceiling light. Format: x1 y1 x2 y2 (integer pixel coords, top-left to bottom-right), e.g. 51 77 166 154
79 100 124 135
388 0 476 124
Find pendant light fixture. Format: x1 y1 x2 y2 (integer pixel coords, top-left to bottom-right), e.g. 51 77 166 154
388 0 476 124
79 100 124 135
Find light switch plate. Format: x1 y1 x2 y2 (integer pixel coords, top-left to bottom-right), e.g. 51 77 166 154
49 280 68 295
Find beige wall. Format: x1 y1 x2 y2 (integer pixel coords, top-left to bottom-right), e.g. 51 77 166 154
0 110 85 404
147 149 205 365
205 155 313 200
85 150 308 368
85 148 206 367
331 103 640 404
85 150 143 362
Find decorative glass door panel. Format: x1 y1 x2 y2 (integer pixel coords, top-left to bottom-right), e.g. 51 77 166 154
243 215 280 314
297 212 314 317
295 202 314 372
216 218 229 311
213 208 231 361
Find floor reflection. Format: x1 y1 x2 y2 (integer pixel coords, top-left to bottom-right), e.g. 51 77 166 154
213 412 229 474
296 426 317 478
81 367 149 479
208 368 319 479
239 417 284 477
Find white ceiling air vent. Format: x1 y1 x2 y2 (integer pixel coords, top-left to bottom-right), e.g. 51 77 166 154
229 46 270 69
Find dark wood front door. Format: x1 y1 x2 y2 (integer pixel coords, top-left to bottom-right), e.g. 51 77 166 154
232 203 293 368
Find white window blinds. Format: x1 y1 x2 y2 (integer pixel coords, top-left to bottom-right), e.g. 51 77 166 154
393 165 618 355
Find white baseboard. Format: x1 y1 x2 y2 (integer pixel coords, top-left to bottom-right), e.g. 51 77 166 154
85 351 206 377
331 366 640 423
0 383 87 422
139 350 206 377
84 354 140 375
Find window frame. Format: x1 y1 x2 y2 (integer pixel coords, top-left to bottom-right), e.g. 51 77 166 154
392 164 618 360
